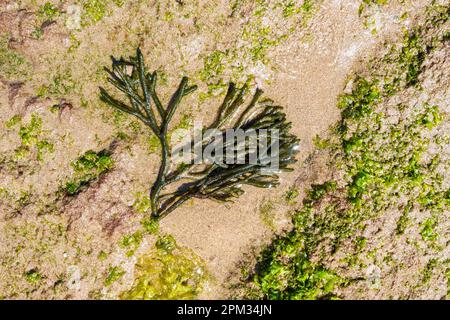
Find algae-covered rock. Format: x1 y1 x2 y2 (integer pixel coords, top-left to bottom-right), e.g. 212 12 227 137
121 235 208 300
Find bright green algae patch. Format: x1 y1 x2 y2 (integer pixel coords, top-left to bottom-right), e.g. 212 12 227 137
0 35 32 81
4 113 54 161
64 149 114 195
120 235 208 300
78 0 125 27
242 4 449 300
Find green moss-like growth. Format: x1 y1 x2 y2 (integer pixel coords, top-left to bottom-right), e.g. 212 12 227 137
338 77 380 121
25 269 43 284
284 187 299 205
5 115 22 129
358 0 388 16
120 235 207 300
396 205 411 235
242 4 449 299
420 216 439 243
98 250 108 261
79 0 124 26
37 2 60 25
249 189 345 299
141 216 159 234
36 71 76 98
199 50 226 83
132 192 151 213
306 181 336 203
259 200 276 231
0 35 31 81
7 113 54 161
422 258 438 284
199 1 319 99
105 266 125 286
120 231 143 257
64 149 114 195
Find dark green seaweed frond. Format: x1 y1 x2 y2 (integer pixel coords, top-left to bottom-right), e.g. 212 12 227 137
100 48 299 219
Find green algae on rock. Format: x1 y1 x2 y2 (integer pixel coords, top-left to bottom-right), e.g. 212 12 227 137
120 235 208 300
63 149 114 195
0 35 32 81
238 3 450 300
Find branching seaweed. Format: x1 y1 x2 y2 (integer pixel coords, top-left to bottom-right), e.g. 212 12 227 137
100 48 299 219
